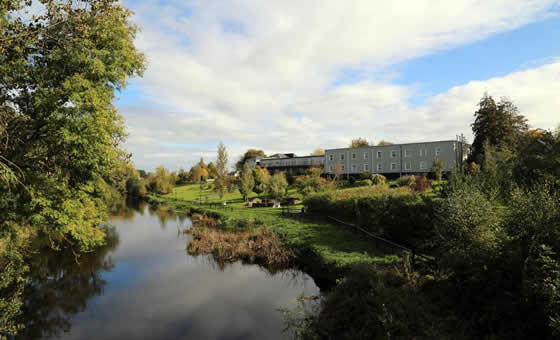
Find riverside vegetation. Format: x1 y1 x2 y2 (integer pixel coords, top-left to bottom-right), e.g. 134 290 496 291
148 95 560 339
2 0 560 338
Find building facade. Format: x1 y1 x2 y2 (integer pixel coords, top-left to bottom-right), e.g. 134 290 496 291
324 140 469 177
249 153 325 175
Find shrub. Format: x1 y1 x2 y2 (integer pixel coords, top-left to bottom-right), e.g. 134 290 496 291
371 174 386 185
414 175 432 192
360 171 372 180
396 175 416 188
356 179 372 187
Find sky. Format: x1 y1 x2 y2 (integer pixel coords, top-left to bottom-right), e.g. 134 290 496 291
116 0 560 171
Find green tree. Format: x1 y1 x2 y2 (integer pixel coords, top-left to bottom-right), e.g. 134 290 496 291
431 158 445 181
349 138 370 148
207 162 218 179
0 0 145 251
470 94 529 163
253 166 271 197
269 172 288 201
235 149 265 172
214 142 228 199
147 166 175 194
238 162 254 201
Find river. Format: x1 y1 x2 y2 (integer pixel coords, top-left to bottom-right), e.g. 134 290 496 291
15 202 319 339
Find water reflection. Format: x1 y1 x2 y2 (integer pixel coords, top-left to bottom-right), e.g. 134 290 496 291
12 202 319 340
17 228 120 339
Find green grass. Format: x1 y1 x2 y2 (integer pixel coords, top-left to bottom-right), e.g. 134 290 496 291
158 184 400 268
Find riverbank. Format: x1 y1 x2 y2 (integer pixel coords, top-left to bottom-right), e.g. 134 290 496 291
146 184 401 286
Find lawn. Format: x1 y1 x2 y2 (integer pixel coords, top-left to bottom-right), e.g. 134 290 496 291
157 184 400 268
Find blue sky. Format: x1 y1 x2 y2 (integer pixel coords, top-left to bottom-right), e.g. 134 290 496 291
116 1 560 171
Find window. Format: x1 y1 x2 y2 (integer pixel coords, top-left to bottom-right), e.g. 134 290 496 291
391 150 397 158
340 154 345 160
435 147 441 156
377 151 382 158
364 164 369 171
377 164 382 171
404 149 411 157
351 164 357 172
405 161 411 170
363 152 368 160
351 153 356 159
329 154 334 161
341 165 345 172
420 161 427 170
391 163 397 170
419 148 426 157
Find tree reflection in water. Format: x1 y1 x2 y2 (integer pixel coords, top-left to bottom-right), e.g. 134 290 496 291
16 227 120 340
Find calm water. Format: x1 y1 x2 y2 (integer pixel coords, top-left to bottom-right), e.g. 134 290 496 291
17 202 319 339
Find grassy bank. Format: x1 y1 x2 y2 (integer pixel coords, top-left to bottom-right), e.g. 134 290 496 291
147 184 401 283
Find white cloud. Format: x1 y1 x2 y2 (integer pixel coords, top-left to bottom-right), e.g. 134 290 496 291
118 0 560 171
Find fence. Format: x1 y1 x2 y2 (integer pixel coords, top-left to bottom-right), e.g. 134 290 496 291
326 215 434 265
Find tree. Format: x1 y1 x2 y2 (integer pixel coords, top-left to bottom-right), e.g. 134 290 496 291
189 165 206 183
214 142 228 199
253 166 271 197
0 0 145 252
471 94 529 163
350 138 370 148
236 149 265 172
311 148 325 156
431 158 445 181
207 162 218 179
198 157 207 170
269 172 288 202
377 140 394 146
147 166 176 194
238 162 254 201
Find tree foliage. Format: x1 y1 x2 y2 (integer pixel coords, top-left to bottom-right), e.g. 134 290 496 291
214 142 228 199
269 173 288 201
431 158 445 181
235 149 265 172
471 94 529 163
349 138 370 148
238 162 254 201
0 0 145 251
253 166 270 197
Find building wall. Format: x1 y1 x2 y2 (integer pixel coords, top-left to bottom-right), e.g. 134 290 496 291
324 141 465 175
255 155 325 175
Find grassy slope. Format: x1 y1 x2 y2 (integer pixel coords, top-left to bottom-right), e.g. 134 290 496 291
155 184 399 268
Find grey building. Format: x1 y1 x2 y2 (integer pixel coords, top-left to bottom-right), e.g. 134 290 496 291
249 153 325 175
324 140 469 177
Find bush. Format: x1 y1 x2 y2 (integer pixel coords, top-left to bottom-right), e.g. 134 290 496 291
396 175 416 188
360 171 372 180
414 175 432 192
290 264 463 339
371 174 386 185
356 179 372 187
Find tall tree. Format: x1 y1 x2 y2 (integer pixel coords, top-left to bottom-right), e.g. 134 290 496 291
349 138 370 148
238 162 254 201
0 0 145 250
236 149 265 172
471 94 529 163
214 142 228 199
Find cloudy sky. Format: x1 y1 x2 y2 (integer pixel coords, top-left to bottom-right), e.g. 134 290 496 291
117 0 560 171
